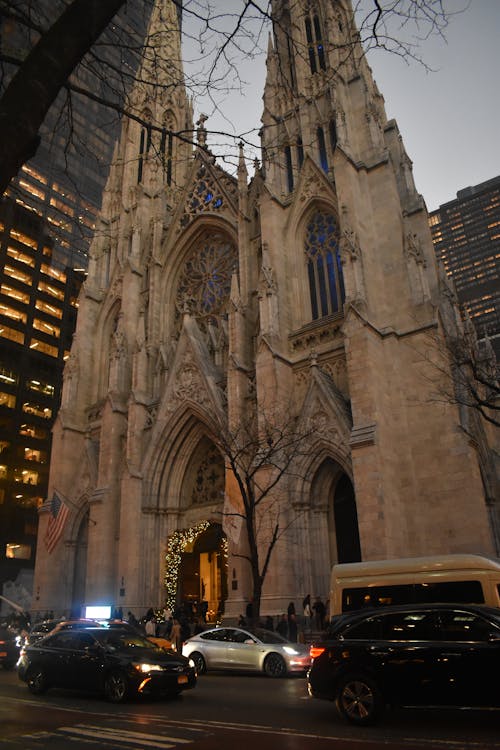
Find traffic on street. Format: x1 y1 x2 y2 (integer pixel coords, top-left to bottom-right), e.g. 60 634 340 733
1 663 498 750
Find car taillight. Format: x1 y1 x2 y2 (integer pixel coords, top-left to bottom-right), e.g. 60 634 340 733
309 645 326 659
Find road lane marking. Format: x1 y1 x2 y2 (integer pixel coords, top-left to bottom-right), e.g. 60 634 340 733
74 724 191 744
58 726 177 748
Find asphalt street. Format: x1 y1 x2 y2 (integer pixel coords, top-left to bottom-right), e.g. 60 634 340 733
0 668 498 750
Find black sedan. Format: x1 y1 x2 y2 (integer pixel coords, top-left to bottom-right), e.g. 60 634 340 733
18 626 196 703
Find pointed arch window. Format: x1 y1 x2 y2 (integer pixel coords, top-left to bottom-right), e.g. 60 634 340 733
137 124 152 184
297 137 304 169
317 127 328 173
305 10 327 74
305 210 345 320
329 119 337 153
285 145 294 192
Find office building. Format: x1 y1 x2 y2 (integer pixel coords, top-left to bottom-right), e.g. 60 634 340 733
0 2 151 609
429 176 500 359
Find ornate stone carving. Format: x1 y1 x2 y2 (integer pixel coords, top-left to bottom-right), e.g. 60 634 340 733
404 231 425 265
299 171 324 203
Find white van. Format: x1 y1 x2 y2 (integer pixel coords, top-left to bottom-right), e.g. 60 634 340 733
330 553 500 616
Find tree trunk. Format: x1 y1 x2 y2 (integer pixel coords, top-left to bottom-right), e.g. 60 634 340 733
0 0 126 193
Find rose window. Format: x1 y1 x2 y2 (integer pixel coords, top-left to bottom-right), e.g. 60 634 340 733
176 232 237 323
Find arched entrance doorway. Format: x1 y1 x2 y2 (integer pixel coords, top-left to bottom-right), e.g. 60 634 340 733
311 457 361 567
167 522 227 623
333 474 361 563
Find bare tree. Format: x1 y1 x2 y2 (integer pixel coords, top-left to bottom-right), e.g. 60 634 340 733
0 0 129 194
436 317 499 430
0 0 469 194
217 408 314 622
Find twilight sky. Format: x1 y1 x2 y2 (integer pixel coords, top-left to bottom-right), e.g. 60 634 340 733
183 1 500 212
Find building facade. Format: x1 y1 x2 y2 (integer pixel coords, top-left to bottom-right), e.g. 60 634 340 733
429 176 500 360
33 0 499 621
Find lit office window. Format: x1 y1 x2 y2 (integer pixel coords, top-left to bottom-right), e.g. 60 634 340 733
0 326 24 344
9 229 37 250
22 402 52 419
33 318 60 338
6 543 31 559
29 339 58 357
19 424 49 440
0 304 27 324
35 300 63 319
0 392 16 408
4 265 31 285
41 263 66 283
0 366 18 385
22 468 39 485
26 379 55 397
6 246 35 267
0 285 30 304
38 281 65 301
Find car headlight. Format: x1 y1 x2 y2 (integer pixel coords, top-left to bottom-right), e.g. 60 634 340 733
283 646 300 656
133 662 163 673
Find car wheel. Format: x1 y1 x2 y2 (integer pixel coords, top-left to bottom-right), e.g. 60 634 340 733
104 670 129 703
263 652 287 678
335 673 383 726
190 651 206 675
26 666 48 695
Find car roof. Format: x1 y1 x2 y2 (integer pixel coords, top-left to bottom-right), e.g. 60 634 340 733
328 602 500 632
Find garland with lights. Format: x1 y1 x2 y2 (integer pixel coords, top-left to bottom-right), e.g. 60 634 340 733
164 521 210 611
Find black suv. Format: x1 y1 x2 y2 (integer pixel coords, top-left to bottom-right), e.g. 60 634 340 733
307 603 500 725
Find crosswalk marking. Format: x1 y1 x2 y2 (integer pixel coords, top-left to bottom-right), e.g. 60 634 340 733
58 727 176 748
61 724 192 746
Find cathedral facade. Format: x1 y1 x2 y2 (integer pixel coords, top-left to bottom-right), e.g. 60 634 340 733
33 0 498 620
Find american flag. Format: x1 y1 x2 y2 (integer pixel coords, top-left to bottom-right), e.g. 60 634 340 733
44 492 69 554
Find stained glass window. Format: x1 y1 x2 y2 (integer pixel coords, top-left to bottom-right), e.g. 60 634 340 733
191 441 225 506
176 232 237 323
305 210 345 320
305 11 327 74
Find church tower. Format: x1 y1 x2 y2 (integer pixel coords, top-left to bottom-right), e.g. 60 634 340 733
33 0 497 620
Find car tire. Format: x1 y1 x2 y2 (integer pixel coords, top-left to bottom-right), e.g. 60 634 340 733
104 670 129 703
26 666 48 695
190 651 206 675
263 652 287 678
335 672 383 726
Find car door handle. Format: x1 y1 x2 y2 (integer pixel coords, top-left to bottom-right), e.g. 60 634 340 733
368 646 393 655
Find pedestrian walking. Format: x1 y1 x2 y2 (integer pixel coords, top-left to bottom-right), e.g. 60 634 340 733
302 594 312 629
276 614 288 638
287 612 298 642
312 596 326 630
170 618 182 653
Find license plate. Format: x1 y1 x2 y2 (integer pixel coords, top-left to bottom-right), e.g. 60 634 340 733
177 674 188 684
0 652 6 658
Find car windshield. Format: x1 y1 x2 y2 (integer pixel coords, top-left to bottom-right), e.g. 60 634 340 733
249 628 289 644
32 621 60 634
94 630 160 651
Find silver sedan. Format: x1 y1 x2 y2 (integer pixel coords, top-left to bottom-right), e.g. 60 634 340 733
182 626 311 677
